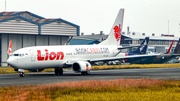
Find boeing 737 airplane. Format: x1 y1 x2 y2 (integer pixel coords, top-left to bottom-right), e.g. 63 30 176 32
7 9 146 77
108 37 149 64
127 39 180 64
128 37 149 55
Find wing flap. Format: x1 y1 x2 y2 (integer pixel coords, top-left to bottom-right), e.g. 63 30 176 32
117 45 145 50
89 54 158 63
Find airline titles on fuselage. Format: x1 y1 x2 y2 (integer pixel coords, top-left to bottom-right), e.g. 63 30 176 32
36 47 109 61
37 49 64 61
75 47 109 54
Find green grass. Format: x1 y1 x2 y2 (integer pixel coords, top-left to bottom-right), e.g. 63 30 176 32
53 87 180 101
0 79 180 101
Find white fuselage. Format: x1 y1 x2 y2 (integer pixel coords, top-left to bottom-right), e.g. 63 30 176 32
7 45 120 70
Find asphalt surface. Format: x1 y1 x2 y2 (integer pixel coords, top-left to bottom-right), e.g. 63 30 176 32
0 67 180 87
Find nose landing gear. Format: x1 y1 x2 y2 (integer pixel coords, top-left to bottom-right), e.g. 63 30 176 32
20 72 25 77
17 69 25 77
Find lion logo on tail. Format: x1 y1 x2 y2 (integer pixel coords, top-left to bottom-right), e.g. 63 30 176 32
114 24 121 43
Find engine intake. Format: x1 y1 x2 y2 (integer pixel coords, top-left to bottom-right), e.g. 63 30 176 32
72 61 91 72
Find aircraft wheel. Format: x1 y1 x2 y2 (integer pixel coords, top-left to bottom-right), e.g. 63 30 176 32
20 72 25 77
59 68 63 75
81 71 90 75
81 72 86 75
55 68 63 75
86 70 90 75
55 68 59 75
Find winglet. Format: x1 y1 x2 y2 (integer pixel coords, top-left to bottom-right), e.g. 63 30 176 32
7 40 12 54
165 40 174 54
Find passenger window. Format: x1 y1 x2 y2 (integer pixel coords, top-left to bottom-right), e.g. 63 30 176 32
20 54 24 57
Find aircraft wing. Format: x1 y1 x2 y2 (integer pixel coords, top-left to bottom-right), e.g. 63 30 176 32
172 54 180 57
64 58 88 66
64 53 180 66
117 45 145 50
89 54 158 63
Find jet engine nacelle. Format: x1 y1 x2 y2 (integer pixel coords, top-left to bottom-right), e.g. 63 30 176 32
72 61 91 72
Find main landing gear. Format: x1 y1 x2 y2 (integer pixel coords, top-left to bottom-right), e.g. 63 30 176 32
55 68 63 75
81 70 90 75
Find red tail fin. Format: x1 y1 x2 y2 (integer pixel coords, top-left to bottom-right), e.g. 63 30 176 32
7 40 12 54
165 40 174 54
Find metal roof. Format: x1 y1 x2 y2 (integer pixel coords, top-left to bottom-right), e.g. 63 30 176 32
0 16 14 20
0 11 80 36
0 11 45 19
31 19 54 23
0 12 23 16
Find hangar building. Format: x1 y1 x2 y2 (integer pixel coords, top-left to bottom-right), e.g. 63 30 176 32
0 11 79 66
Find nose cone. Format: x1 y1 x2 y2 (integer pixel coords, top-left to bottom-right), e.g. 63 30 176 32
7 58 11 65
7 57 17 68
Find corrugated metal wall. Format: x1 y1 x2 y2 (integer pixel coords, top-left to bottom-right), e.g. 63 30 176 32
61 36 69 45
36 35 48 46
0 20 38 34
9 34 23 50
41 22 77 36
49 36 60 45
23 35 36 47
1 34 8 66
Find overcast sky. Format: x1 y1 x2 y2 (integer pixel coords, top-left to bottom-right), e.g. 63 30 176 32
0 0 180 37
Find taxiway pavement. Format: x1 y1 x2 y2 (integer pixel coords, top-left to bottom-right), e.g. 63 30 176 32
0 67 180 87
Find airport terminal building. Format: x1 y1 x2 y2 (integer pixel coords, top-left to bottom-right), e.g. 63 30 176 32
0 11 178 66
72 30 179 54
0 11 79 66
